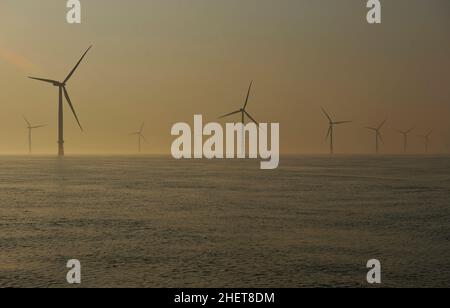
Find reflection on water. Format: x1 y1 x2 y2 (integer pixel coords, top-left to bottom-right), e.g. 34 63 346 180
0 155 449 287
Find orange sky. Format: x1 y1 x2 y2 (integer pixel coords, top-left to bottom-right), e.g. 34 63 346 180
0 0 449 155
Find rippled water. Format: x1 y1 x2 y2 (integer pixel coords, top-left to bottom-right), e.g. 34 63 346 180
0 155 449 288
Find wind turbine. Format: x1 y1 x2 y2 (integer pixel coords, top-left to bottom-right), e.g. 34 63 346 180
28 46 92 156
416 130 433 153
396 128 414 153
219 81 259 157
219 81 259 125
322 107 352 154
365 120 387 154
130 122 147 153
23 116 46 154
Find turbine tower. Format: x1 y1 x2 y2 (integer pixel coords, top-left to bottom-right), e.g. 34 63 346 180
130 122 147 153
396 128 414 153
365 120 386 154
322 107 352 155
416 130 433 153
23 116 46 154
28 46 92 156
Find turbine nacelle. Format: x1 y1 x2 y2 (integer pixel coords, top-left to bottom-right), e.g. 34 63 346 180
28 77 64 87
219 81 259 125
51 81 66 87
50 80 64 87
396 128 414 136
417 130 433 139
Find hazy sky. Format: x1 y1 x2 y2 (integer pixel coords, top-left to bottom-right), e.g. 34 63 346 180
0 0 449 154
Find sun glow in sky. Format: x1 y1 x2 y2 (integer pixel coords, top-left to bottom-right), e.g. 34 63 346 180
0 0 449 154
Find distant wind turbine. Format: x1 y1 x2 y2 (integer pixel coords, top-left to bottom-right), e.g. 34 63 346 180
416 130 433 153
219 81 259 125
219 81 259 157
365 120 387 154
396 128 414 153
130 122 147 153
23 116 46 154
28 46 92 156
322 107 352 154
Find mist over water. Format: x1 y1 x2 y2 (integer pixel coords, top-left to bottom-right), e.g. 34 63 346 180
0 156 449 288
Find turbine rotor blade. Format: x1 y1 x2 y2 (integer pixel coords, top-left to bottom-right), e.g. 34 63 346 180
243 81 253 110
139 122 145 133
62 87 83 131
64 46 92 84
244 111 259 125
140 134 148 143
23 116 31 127
325 126 332 141
31 125 47 129
378 119 387 130
321 107 332 123
333 121 352 125
378 132 384 144
28 77 58 84
219 110 241 119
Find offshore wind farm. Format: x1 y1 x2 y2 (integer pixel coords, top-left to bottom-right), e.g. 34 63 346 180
0 0 449 290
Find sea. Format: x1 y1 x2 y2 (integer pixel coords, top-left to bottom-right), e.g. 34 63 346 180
0 155 449 288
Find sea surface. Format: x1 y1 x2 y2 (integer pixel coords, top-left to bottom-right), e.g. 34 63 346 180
0 155 449 288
